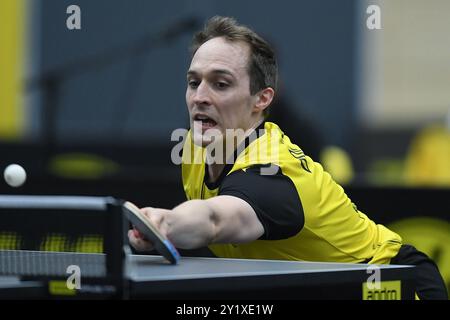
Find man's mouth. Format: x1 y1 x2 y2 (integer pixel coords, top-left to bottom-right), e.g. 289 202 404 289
193 114 218 130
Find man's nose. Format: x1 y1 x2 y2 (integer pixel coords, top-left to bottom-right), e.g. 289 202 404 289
192 82 211 106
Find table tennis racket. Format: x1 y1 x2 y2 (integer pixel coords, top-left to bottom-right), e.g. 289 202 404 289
122 201 180 264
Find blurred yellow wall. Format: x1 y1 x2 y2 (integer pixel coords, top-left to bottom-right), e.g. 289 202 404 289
0 0 26 140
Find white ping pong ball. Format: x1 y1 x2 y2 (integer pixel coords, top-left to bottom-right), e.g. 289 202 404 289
3 164 27 187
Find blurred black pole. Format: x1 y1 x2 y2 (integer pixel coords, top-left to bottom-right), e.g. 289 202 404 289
38 74 60 166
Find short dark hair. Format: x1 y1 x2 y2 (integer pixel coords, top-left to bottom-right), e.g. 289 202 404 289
190 16 278 116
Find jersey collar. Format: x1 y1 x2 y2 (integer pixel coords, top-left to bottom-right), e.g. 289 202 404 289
204 121 266 190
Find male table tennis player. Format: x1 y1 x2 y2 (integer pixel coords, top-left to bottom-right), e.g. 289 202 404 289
129 16 447 299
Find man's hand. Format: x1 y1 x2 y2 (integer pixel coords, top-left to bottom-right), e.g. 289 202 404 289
127 207 172 252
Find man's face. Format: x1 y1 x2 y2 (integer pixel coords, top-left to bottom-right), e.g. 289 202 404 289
186 37 258 147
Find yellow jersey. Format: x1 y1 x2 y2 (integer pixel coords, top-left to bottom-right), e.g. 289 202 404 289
181 121 402 264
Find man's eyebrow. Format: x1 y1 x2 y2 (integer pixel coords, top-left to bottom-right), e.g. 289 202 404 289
187 69 235 78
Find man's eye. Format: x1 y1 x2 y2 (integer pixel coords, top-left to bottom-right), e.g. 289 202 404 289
215 82 229 89
188 80 199 88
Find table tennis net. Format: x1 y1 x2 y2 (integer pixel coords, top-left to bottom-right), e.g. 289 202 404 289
0 250 106 277
0 195 125 279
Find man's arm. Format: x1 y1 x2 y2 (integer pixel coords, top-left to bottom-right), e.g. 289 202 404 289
128 195 264 251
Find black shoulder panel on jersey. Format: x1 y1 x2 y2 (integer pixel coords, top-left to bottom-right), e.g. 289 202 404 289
218 164 304 240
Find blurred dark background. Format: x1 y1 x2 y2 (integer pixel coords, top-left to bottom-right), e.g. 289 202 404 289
1 0 449 290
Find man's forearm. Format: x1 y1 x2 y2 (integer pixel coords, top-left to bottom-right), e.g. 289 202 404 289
163 199 217 249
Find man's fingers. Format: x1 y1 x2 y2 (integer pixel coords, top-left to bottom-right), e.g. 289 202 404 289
139 207 154 219
128 229 154 252
132 227 144 239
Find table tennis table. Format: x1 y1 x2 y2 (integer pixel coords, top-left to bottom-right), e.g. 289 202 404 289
0 253 415 300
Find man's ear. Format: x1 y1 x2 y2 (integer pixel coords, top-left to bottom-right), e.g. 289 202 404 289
253 87 275 113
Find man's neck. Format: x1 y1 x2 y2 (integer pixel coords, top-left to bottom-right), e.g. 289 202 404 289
206 162 226 184
205 118 264 184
